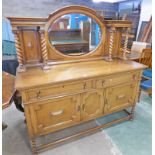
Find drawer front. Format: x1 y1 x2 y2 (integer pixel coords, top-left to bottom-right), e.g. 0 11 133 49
104 83 137 113
26 80 93 101
96 71 140 88
29 94 81 135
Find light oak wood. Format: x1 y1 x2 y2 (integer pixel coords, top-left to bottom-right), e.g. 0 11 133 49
36 112 132 153
81 89 104 120
104 83 137 113
15 59 144 90
22 30 41 64
8 5 146 154
8 6 132 70
25 80 93 102
28 94 81 135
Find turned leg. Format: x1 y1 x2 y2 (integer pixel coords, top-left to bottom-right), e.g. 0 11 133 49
129 104 136 121
138 89 141 103
31 138 38 155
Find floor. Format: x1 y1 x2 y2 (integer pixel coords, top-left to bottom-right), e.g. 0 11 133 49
2 92 152 155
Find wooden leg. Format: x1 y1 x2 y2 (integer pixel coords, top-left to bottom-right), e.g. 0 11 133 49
123 109 134 121
28 109 135 153
129 104 136 121
138 89 141 103
31 138 38 155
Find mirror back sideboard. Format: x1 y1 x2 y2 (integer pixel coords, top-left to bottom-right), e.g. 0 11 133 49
8 6 132 72
7 6 146 154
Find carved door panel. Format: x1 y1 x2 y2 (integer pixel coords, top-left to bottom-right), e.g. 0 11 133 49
29 94 80 135
104 83 136 113
81 89 104 120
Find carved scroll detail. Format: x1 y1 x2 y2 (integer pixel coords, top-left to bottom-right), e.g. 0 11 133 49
40 31 50 70
14 31 26 72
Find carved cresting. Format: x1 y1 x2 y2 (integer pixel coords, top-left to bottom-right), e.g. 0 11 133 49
122 28 130 60
13 30 26 72
39 30 50 70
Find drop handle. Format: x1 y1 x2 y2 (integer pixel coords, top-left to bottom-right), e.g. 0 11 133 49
117 94 125 100
71 115 76 120
50 110 64 116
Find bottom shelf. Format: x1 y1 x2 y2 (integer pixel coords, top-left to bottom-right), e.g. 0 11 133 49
31 108 134 154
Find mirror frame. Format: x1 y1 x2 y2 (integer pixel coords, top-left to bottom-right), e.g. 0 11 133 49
45 5 106 61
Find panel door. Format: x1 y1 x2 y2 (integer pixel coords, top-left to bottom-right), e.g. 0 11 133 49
29 94 81 135
104 83 137 113
22 30 41 64
81 89 104 120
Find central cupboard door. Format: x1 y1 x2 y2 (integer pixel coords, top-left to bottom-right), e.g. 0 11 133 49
29 94 81 135
81 89 104 120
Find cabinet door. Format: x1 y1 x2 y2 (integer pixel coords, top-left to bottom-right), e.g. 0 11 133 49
29 94 80 135
104 83 137 113
81 90 104 120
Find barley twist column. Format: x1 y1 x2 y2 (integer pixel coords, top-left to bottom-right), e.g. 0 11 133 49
14 31 26 72
107 27 116 61
40 31 50 70
122 28 130 60
31 138 37 154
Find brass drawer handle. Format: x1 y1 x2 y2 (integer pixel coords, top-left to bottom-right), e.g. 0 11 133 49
117 94 125 99
50 110 64 116
71 115 76 120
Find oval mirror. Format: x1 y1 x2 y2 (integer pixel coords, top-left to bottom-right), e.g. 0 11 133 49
48 13 102 56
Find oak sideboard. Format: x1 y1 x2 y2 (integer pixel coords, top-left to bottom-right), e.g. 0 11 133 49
8 5 146 154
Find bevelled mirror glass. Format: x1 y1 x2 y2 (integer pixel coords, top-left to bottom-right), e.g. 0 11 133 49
48 13 102 56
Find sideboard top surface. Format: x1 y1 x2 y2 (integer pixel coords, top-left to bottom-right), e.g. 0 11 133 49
15 59 146 90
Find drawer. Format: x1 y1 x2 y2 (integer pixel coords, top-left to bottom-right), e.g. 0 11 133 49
96 71 140 88
104 83 137 113
29 94 81 135
26 80 93 101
